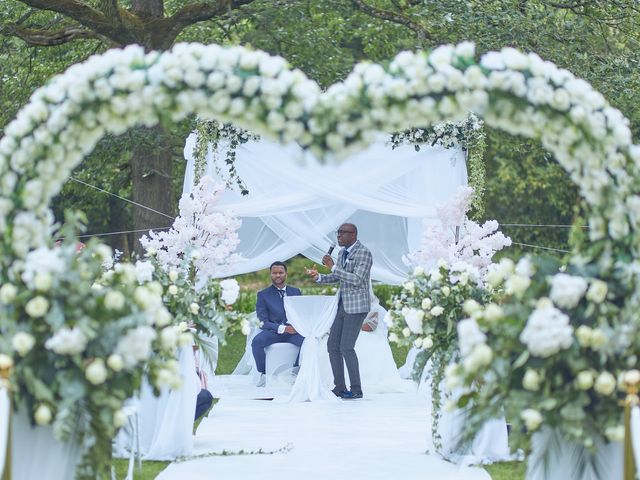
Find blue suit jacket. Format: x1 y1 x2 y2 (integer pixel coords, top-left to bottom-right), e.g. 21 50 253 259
256 285 302 332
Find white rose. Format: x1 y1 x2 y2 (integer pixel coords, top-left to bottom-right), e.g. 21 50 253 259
0 284 17 304
520 408 543 431
505 274 531 297
34 272 53 292
586 280 608 304
12 332 35 356
160 326 180 349
575 370 594 390
155 307 172 327
114 409 128 428
483 304 504 322
107 354 124 372
0 354 13 369
402 327 411 337
422 336 434 349
104 290 126 311
85 359 108 385
413 338 423 349
25 296 49 318
413 266 425 276
421 298 432 310
441 286 451 297
191 250 201 260
168 285 179 296
241 324 251 336
624 369 640 386
169 270 179 282
430 306 444 317
388 332 399 343
463 299 481 315
549 273 588 309
190 302 200 314
462 344 493 372
402 307 424 334
590 329 608 349
34 404 53 425
575 325 593 347
594 372 616 396
605 425 625 442
403 281 415 294
523 369 541 391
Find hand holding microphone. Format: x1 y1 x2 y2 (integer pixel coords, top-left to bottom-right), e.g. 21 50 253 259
322 243 336 269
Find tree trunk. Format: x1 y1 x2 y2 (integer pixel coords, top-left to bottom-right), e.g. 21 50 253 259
131 126 174 256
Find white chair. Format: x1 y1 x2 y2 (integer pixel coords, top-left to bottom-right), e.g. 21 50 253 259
265 343 299 378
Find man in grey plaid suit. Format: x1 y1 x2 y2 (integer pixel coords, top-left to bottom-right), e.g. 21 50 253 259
306 223 373 399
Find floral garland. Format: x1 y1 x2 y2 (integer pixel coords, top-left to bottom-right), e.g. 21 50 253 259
193 119 258 194
0 41 638 472
390 113 486 218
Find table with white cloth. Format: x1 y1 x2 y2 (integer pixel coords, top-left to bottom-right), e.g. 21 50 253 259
282 294 410 403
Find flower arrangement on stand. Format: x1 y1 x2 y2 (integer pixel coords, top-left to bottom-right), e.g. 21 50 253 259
387 186 511 450
388 261 491 450
0 218 183 479
140 174 247 344
448 253 638 477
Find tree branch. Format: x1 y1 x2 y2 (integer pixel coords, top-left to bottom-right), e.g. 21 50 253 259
1 23 102 46
350 0 433 44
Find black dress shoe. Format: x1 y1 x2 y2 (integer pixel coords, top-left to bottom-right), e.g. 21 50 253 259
341 391 363 399
332 387 348 397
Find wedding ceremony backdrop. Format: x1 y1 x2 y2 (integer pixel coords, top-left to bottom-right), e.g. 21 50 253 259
2 1 640 480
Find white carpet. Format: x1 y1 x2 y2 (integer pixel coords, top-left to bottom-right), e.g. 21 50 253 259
157 376 490 480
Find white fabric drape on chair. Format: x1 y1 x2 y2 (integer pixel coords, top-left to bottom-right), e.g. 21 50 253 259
281 295 340 402
183 134 468 284
113 344 200 461
0 387 8 477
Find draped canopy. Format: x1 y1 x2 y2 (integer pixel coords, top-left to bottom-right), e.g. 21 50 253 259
183 134 467 285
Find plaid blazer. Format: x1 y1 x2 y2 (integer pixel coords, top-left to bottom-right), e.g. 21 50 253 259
318 240 373 314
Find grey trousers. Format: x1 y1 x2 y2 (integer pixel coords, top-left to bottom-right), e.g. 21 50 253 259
327 301 367 394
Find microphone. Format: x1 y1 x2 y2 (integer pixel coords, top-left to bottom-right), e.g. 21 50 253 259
327 243 336 255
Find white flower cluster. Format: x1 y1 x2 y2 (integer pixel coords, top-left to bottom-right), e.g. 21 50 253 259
549 273 588 309
391 112 483 149
219 278 240 305
45 327 88 355
519 299 574 357
141 175 243 277
405 186 511 278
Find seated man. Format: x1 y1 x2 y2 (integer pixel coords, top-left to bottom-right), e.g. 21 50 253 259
251 261 304 386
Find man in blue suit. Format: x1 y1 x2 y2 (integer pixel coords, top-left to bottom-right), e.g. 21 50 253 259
251 261 304 386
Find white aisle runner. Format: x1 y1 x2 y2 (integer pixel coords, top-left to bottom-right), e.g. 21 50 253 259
157 391 490 480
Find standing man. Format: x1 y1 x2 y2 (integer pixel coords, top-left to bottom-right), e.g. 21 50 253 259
252 261 304 387
306 223 373 399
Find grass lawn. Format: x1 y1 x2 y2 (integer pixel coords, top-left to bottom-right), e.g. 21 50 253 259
111 330 525 479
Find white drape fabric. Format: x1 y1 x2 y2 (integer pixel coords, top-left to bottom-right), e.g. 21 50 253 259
12 409 81 480
183 134 468 284
0 388 9 478
420 359 510 465
525 426 622 480
631 407 640 478
282 295 340 402
113 344 200 461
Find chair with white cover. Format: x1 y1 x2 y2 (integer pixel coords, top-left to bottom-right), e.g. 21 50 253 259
265 342 299 380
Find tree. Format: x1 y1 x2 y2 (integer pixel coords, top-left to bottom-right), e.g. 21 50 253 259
1 0 255 254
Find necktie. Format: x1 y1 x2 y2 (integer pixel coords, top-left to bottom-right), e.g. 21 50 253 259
341 249 349 267
278 289 285 299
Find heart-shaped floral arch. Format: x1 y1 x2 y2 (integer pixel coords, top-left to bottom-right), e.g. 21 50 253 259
1 41 637 264
1 41 639 462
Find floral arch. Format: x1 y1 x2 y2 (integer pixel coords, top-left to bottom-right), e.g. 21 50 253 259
1 41 639 459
